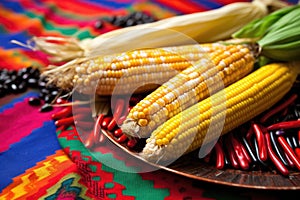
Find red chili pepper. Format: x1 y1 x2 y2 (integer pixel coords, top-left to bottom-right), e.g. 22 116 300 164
225 138 239 169
117 115 127 125
260 94 297 123
214 141 225 169
246 125 254 142
203 152 211 163
298 130 300 147
112 98 125 122
117 134 128 143
101 116 112 129
51 106 72 120
230 134 249 170
55 116 74 127
107 119 117 131
252 123 268 161
114 128 123 137
93 114 104 143
127 138 137 149
267 120 300 131
278 136 300 170
285 151 295 168
265 132 289 176
295 148 300 159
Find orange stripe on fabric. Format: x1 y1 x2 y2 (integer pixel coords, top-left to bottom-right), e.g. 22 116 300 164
0 48 47 70
0 150 75 200
0 6 41 33
0 5 65 37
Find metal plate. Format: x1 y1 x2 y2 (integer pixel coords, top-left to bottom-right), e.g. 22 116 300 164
101 130 300 190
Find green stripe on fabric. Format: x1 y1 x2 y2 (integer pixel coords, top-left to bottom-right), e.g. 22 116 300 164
25 11 94 39
56 127 169 200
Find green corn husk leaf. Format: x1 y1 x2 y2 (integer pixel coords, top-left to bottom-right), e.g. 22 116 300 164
232 5 298 39
233 4 300 61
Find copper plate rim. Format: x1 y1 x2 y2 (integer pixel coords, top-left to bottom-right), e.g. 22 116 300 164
101 130 300 190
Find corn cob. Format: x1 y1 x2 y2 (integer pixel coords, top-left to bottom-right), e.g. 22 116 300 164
42 43 226 95
121 44 255 138
13 0 288 62
140 62 298 163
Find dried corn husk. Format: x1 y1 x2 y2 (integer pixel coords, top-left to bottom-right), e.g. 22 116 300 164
12 0 287 62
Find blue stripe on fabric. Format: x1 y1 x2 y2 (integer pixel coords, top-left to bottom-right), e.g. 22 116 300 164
0 0 26 14
81 0 137 9
0 32 30 49
0 90 39 114
192 0 222 10
0 121 61 191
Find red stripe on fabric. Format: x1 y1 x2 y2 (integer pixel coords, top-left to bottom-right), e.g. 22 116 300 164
214 0 250 5
0 5 64 37
0 98 61 153
19 0 96 28
154 0 207 13
42 0 115 16
0 48 46 69
140 171 213 200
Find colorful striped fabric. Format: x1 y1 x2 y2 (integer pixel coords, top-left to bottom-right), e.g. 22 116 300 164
0 0 298 199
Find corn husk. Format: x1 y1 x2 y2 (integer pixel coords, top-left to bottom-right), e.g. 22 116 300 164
233 4 300 61
11 0 288 63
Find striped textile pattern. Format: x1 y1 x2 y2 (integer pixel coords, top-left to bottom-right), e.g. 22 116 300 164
0 0 298 199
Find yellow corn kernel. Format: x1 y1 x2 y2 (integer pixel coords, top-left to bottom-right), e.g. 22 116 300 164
43 43 226 95
122 44 255 138
140 62 298 163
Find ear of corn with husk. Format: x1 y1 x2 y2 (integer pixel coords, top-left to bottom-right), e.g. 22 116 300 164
121 44 256 138
12 0 288 62
140 62 299 163
42 43 228 95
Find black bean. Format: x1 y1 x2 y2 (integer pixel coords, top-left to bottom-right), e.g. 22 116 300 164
38 80 47 88
125 18 136 27
40 88 50 95
27 78 38 87
17 68 27 77
28 97 41 106
40 103 53 112
28 67 40 79
8 70 17 76
113 16 126 27
9 83 19 93
18 81 27 93
94 20 104 29
22 73 30 81
44 94 54 103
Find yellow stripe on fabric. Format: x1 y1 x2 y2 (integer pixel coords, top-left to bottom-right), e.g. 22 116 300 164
0 150 73 200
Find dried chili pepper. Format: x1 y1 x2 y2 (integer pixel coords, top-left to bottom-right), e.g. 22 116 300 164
265 132 289 176
270 131 289 166
252 123 268 161
214 141 225 169
260 94 297 124
278 136 300 170
267 120 300 131
51 106 72 120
